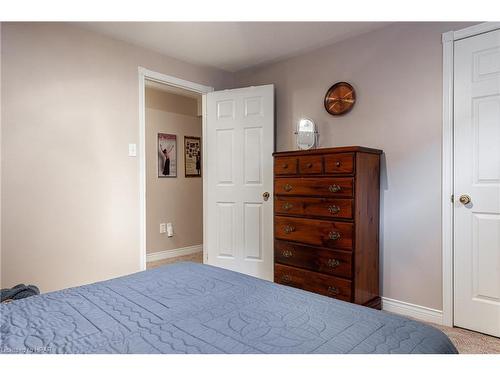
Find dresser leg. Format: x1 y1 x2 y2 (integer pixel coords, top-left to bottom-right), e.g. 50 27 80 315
363 296 382 310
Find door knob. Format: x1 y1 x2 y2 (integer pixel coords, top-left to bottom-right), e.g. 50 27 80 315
263 192 270 201
459 194 471 205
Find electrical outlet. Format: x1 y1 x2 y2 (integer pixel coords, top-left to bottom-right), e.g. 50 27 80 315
159 223 166 234
166 222 174 237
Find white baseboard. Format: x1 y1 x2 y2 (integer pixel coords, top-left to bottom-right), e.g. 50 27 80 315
382 297 444 325
146 244 203 263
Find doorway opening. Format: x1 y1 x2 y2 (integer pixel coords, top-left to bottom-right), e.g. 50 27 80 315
138 68 213 271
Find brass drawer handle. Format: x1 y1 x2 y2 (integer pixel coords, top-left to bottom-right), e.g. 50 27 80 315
306 162 313 168
281 274 292 283
327 286 339 295
327 259 340 268
284 183 293 192
328 231 341 241
328 184 341 193
327 205 340 214
284 225 295 234
281 249 293 258
283 163 289 169
282 202 293 211
335 161 341 167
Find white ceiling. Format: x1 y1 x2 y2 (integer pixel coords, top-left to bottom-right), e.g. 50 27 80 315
78 22 390 72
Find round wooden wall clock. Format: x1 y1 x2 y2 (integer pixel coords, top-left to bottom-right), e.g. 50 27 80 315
324 82 356 116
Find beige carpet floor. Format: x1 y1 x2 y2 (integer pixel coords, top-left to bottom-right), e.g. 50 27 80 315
430 323 500 354
147 252 500 354
146 251 203 270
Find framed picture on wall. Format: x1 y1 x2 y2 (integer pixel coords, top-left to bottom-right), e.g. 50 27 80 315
158 133 177 178
184 136 201 177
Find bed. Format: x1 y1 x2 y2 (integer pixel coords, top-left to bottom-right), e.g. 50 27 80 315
0 262 458 354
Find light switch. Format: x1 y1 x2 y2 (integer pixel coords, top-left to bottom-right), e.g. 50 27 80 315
159 223 166 234
128 143 137 157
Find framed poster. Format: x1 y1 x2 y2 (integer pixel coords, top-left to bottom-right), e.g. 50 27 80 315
184 136 201 177
158 133 177 177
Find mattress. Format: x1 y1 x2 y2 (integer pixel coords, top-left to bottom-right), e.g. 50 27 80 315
0 262 458 354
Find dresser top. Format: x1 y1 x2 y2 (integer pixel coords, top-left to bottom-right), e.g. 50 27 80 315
273 146 383 157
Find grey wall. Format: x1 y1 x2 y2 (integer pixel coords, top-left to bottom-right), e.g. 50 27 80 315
0 22 232 292
234 22 476 310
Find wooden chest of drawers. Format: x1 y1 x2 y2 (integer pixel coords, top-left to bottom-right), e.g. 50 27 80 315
273 146 382 309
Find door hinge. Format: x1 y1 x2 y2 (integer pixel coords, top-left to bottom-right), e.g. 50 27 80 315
451 194 454 203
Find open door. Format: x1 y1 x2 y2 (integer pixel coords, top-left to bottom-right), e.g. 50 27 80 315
205 85 274 280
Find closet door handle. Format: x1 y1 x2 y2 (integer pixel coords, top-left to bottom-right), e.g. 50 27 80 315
459 194 471 205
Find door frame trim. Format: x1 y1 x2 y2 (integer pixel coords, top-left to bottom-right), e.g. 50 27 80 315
441 22 500 327
138 67 213 270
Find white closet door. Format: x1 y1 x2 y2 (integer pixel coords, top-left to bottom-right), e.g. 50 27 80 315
454 28 500 337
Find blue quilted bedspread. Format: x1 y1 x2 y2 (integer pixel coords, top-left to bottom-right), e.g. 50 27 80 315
0 262 457 354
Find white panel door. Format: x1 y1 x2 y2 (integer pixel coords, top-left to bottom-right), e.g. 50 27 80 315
205 85 274 280
454 29 500 337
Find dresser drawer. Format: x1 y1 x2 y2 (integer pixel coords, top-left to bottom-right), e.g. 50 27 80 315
275 196 353 219
275 156 297 175
275 177 353 197
324 153 355 174
298 155 323 174
275 264 352 302
275 216 354 250
274 240 352 278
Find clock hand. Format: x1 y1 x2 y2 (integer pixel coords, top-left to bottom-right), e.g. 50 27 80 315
328 98 354 103
330 101 343 110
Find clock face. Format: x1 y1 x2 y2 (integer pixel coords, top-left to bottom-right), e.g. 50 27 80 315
324 82 356 116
